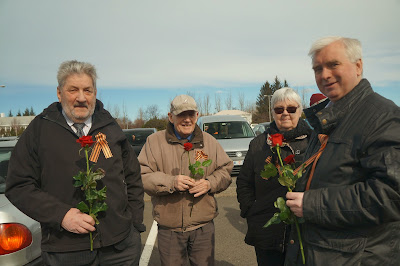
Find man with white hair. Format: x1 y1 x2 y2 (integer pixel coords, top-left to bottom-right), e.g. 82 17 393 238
285 37 400 265
6 60 144 265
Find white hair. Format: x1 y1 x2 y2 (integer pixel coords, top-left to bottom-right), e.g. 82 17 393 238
57 60 98 89
308 36 362 63
271 87 302 112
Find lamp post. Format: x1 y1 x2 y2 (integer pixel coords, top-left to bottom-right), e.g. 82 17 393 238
264 94 272 122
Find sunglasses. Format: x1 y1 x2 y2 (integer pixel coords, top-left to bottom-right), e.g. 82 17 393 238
274 106 298 114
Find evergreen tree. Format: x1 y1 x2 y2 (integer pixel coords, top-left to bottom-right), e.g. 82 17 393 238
253 81 272 123
8 110 13 117
29 107 35 116
253 76 289 123
23 108 30 116
17 110 22 116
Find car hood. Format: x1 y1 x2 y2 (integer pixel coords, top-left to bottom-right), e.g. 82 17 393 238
0 194 10 208
216 137 253 152
0 195 40 226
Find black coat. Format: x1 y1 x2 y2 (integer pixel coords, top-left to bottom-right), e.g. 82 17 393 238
6 100 145 252
236 120 311 251
285 79 400 265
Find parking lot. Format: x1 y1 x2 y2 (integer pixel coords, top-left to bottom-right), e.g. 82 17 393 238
139 176 258 266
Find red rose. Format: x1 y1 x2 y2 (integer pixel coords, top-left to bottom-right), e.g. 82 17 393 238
183 142 193 151
269 133 284 147
77 136 96 148
283 154 295 164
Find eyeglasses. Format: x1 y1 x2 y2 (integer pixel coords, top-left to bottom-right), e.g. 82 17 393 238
273 106 298 114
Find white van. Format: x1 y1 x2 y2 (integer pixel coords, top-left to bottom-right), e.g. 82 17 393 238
197 115 255 175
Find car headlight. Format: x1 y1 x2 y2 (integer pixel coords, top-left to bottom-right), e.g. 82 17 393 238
0 223 33 255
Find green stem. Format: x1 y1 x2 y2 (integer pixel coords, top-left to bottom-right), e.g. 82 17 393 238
278 145 305 263
90 231 93 251
294 217 306 265
276 145 285 168
85 147 89 174
187 151 191 168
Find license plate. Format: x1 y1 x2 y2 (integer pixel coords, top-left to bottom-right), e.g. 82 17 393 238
233 160 243 166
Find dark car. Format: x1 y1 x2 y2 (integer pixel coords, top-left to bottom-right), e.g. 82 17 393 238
123 128 157 155
0 138 43 265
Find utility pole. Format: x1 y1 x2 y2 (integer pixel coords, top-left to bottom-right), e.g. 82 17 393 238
264 94 272 122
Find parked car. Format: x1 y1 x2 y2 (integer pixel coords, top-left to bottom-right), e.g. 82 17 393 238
123 128 157 155
197 115 255 175
0 138 42 265
253 122 271 135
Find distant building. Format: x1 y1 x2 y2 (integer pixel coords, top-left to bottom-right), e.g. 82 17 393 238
0 116 36 135
213 110 252 124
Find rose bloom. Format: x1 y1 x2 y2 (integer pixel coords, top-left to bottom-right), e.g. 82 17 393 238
283 154 295 164
184 142 193 151
269 133 284 147
77 136 96 148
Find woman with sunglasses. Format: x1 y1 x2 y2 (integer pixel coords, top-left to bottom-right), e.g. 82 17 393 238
237 87 312 266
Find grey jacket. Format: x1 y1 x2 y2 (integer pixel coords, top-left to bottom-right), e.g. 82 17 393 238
285 79 400 265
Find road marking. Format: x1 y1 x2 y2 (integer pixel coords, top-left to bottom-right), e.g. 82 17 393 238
139 220 158 266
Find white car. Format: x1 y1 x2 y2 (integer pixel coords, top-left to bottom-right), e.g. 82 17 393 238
0 138 42 265
197 115 255 175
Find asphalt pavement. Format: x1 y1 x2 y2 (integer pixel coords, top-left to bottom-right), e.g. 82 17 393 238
140 177 258 266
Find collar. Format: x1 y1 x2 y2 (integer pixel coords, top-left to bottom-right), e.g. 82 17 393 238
304 79 374 134
166 122 204 149
62 109 92 128
173 127 193 141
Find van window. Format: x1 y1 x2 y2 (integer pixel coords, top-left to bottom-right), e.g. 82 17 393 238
204 121 254 139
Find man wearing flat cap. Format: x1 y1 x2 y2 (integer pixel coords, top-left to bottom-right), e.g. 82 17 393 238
139 94 233 266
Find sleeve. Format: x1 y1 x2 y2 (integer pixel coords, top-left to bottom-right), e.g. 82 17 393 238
5 121 71 229
204 137 233 194
122 137 145 232
138 136 176 197
303 110 400 228
236 140 256 218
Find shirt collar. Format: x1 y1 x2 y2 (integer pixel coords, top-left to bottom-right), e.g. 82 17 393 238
62 109 92 128
173 127 193 141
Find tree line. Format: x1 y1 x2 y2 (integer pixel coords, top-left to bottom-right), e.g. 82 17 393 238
7 107 36 117
3 76 311 135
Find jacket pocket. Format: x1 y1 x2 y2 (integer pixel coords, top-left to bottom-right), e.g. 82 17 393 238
304 224 367 265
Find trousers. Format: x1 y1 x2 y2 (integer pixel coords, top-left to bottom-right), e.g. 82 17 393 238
157 221 215 266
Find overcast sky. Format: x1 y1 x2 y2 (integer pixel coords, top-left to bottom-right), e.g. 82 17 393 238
1 0 399 119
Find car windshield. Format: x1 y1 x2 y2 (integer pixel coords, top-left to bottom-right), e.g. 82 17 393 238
204 121 255 139
125 130 154 146
0 147 13 194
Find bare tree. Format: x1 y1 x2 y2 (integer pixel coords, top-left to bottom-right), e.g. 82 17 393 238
137 107 145 121
214 93 222 113
145 105 160 120
196 96 204 116
113 105 121 119
203 94 211 115
238 92 245 111
224 91 232 110
121 102 129 129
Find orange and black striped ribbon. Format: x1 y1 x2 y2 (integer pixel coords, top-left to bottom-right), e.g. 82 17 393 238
292 134 329 190
89 132 113 163
195 150 209 161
